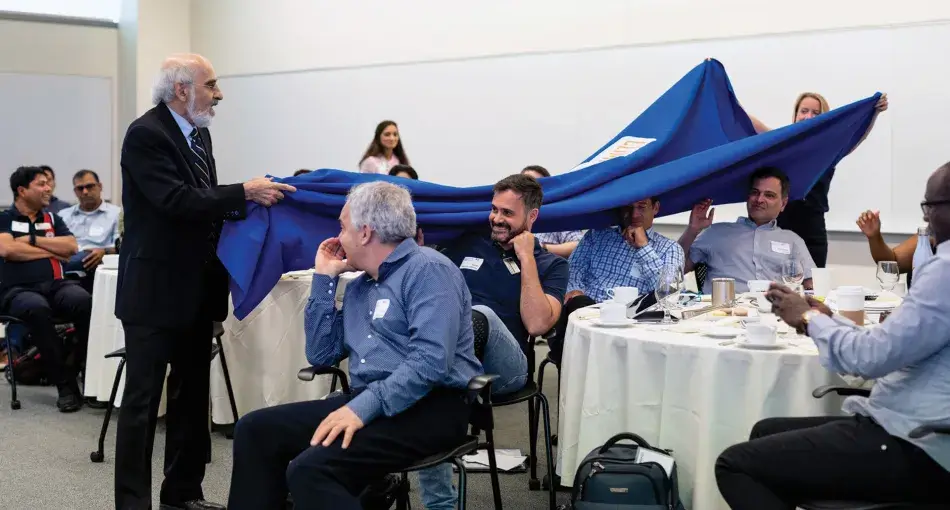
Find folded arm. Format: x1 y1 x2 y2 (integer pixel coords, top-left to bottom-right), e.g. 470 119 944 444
30 235 78 258
0 233 59 261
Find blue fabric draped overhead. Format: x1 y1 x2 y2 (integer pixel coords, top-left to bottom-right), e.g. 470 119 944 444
219 58 881 319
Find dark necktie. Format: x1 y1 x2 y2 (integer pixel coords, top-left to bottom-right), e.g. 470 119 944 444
189 128 212 188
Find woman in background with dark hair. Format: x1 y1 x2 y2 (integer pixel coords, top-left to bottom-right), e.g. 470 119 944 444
293 169 311 177
388 164 418 180
359 120 410 174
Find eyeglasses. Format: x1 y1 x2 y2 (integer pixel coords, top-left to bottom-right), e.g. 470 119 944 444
74 183 98 193
920 199 950 214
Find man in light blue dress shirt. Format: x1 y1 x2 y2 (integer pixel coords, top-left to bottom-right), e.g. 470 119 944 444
227 182 482 510
715 163 950 508
59 170 120 292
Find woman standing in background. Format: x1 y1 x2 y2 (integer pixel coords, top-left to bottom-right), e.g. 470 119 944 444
747 92 888 267
359 120 410 174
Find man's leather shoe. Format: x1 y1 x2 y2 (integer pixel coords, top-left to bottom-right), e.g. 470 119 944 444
158 499 226 510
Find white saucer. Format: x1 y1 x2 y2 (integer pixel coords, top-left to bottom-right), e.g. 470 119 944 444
703 327 740 339
591 318 637 328
736 340 788 350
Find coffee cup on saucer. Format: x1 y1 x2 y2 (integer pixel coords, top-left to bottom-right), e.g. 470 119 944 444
745 323 777 346
599 301 627 324
606 286 639 306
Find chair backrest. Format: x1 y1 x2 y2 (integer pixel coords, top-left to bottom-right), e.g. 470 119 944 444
694 262 708 291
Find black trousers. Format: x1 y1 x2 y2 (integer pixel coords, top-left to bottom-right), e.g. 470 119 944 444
2 279 91 385
548 295 597 365
715 415 950 509
227 388 471 510
114 320 213 509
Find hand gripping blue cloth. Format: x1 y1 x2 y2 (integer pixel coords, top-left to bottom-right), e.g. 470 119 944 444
219 58 880 319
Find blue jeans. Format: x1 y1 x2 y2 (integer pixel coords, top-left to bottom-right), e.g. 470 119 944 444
417 305 528 509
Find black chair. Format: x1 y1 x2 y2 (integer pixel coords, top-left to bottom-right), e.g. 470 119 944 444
90 322 238 463
798 385 950 510
693 262 708 292
297 365 502 510
2 314 77 410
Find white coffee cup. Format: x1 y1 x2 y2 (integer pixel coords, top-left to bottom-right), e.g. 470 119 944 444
811 268 832 298
599 301 627 324
747 280 771 293
607 286 639 305
745 323 777 345
836 286 865 325
102 254 119 268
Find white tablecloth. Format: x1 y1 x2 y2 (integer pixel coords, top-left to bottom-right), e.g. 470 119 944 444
555 313 845 510
85 268 338 424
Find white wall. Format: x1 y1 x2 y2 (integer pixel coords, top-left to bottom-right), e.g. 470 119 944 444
0 18 118 200
191 0 950 288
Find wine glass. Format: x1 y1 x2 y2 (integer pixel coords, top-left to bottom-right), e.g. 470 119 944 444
782 259 804 292
655 265 684 324
876 261 900 292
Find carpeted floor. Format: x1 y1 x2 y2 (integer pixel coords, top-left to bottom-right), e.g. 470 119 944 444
0 347 570 509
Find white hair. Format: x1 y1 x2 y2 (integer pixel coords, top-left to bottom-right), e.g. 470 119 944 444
347 182 416 244
151 60 197 106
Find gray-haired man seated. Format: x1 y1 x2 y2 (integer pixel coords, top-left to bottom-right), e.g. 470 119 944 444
227 181 482 509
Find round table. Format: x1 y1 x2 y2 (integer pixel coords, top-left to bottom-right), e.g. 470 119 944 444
555 311 845 510
85 268 340 423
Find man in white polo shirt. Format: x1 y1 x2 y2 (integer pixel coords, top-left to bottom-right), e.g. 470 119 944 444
679 167 815 293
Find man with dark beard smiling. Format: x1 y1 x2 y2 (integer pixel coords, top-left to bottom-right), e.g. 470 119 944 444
416 174 569 510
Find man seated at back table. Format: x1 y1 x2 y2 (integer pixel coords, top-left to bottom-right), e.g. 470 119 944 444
227 181 482 510
416 173 570 510
547 196 684 364
59 169 121 293
678 166 816 293
714 161 950 509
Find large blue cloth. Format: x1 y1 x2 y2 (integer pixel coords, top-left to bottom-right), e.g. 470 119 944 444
219 59 880 319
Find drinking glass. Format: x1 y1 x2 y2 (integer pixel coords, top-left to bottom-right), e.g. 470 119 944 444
876 261 900 292
782 259 805 292
655 265 683 324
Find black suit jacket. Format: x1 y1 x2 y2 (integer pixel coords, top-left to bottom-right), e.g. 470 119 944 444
115 102 247 329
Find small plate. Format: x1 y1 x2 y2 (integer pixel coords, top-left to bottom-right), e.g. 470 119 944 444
736 340 788 350
591 318 637 328
703 327 739 339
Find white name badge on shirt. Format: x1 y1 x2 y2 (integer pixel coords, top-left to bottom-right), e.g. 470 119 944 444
89 225 105 237
460 257 484 271
770 241 791 255
373 298 391 320
34 222 52 231
10 221 29 233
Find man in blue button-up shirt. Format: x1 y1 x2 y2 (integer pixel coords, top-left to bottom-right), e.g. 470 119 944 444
715 163 950 508
228 182 482 510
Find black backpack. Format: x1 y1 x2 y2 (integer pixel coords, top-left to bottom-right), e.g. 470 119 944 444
569 432 684 510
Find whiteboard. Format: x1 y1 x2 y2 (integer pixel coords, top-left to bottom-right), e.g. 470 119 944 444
0 73 113 205
210 22 950 235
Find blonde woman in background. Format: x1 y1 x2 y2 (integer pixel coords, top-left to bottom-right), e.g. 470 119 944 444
358 120 410 174
747 92 888 268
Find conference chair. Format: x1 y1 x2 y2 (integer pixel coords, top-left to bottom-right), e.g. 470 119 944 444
2 315 77 410
90 322 238 463
693 262 709 292
797 385 950 510
297 365 502 510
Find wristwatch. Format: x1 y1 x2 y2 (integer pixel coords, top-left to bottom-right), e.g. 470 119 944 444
799 309 822 334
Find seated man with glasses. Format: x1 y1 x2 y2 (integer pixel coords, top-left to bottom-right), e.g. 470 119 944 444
678 167 816 293
59 170 121 293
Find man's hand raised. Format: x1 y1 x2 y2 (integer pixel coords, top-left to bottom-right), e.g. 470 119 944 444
244 177 296 207
314 238 354 278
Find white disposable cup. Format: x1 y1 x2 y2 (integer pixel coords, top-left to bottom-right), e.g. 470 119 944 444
836 286 865 325
812 268 832 297
600 302 627 323
607 286 639 305
747 280 771 292
745 323 777 345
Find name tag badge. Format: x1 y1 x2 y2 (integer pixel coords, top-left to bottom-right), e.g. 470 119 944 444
10 221 29 233
770 241 791 255
34 222 52 230
503 257 521 275
89 225 105 237
629 264 641 278
460 257 484 271
373 298 390 320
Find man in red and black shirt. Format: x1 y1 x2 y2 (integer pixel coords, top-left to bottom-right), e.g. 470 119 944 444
0 166 92 412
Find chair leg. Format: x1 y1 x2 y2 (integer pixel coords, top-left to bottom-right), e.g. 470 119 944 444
5 331 19 410
484 428 504 510
91 357 125 463
451 457 467 510
528 396 540 490
537 393 557 510
215 335 240 426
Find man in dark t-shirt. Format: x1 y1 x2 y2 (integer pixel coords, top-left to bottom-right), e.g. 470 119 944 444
0 166 92 412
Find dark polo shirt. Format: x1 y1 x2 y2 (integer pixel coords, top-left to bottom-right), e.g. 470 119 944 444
0 206 72 291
